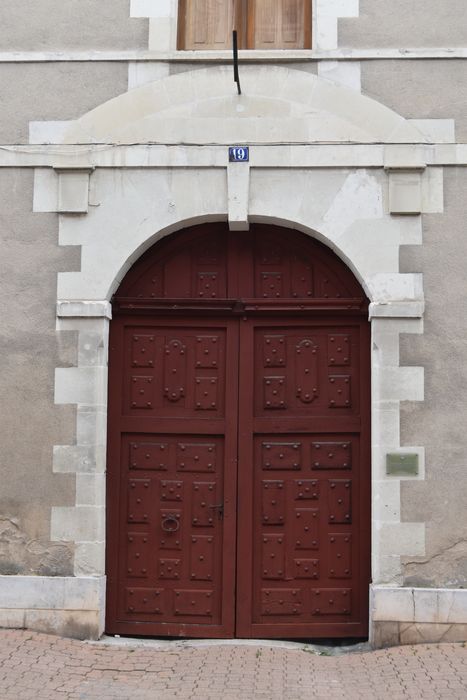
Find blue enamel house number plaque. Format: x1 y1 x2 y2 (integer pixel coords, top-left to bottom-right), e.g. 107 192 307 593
229 146 250 162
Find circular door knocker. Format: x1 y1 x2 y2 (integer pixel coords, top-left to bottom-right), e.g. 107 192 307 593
161 514 180 533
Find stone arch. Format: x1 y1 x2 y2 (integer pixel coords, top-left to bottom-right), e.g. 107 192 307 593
61 65 426 145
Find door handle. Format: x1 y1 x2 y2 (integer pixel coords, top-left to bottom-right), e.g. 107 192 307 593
208 503 224 519
161 514 180 532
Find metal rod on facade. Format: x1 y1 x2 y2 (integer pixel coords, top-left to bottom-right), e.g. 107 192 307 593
233 30 241 95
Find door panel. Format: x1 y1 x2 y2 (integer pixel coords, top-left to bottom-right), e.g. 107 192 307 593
123 328 228 418
236 318 370 638
121 433 224 626
106 319 239 637
254 326 360 417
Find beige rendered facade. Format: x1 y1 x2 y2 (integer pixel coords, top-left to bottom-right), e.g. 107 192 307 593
0 0 467 646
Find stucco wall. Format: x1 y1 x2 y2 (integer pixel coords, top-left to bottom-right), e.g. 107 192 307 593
0 0 467 644
362 60 467 142
0 63 129 144
340 0 467 48
0 169 77 576
0 0 147 50
399 167 467 589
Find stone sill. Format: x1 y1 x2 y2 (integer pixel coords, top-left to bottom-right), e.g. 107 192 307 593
57 301 112 319
369 301 425 319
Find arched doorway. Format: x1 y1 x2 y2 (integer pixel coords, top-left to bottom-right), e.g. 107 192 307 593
106 223 371 639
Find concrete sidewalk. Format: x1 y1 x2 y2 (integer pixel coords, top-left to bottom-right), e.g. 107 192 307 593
0 630 466 699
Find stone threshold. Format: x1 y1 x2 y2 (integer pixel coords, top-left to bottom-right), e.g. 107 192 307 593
93 636 371 656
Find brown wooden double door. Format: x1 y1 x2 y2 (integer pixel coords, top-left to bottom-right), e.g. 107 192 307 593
106 313 370 639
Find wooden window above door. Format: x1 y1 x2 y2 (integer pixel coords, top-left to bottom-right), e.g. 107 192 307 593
178 0 311 50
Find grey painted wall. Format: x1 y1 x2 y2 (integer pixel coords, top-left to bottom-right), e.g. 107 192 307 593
340 0 467 48
400 167 467 588
362 60 467 142
0 63 129 143
0 2 466 593
0 170 78 576
0 0 148 50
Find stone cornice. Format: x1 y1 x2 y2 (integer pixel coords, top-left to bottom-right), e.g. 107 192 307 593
1 143 467 168
2 48 467 63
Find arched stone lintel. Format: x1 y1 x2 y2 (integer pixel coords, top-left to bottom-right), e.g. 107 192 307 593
55 165 424 311
61 65 426 146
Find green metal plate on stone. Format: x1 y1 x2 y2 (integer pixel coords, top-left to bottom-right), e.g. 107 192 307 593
386 453 419 476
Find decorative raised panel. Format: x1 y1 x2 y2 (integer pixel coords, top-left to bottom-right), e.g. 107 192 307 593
164 339 187 403
228 162 250 231
388 170 423 215
295 339 319 404
54 168 93 214
384 147 427 215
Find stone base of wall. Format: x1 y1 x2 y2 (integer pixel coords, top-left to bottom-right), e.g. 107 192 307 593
1 578 467 646
0 608 102 641
370 585 467 648
0 575 105 641
372 620 467 648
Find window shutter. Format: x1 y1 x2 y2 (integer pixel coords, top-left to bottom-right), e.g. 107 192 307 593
180 0 236 50
178 1 311 51
248 0 310 49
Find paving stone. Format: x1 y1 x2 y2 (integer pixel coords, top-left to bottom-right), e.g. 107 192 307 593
0 630 465 699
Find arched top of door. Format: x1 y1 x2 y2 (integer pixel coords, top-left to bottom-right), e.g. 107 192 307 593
113 223 368 316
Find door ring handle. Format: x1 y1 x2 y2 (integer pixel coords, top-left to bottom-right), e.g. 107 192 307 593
161 514 180 532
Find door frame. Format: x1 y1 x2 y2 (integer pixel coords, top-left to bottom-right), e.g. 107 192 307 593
49 217 427 642
107 227 371 637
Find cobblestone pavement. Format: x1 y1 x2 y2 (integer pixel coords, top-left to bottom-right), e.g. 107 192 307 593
0 630 466 699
